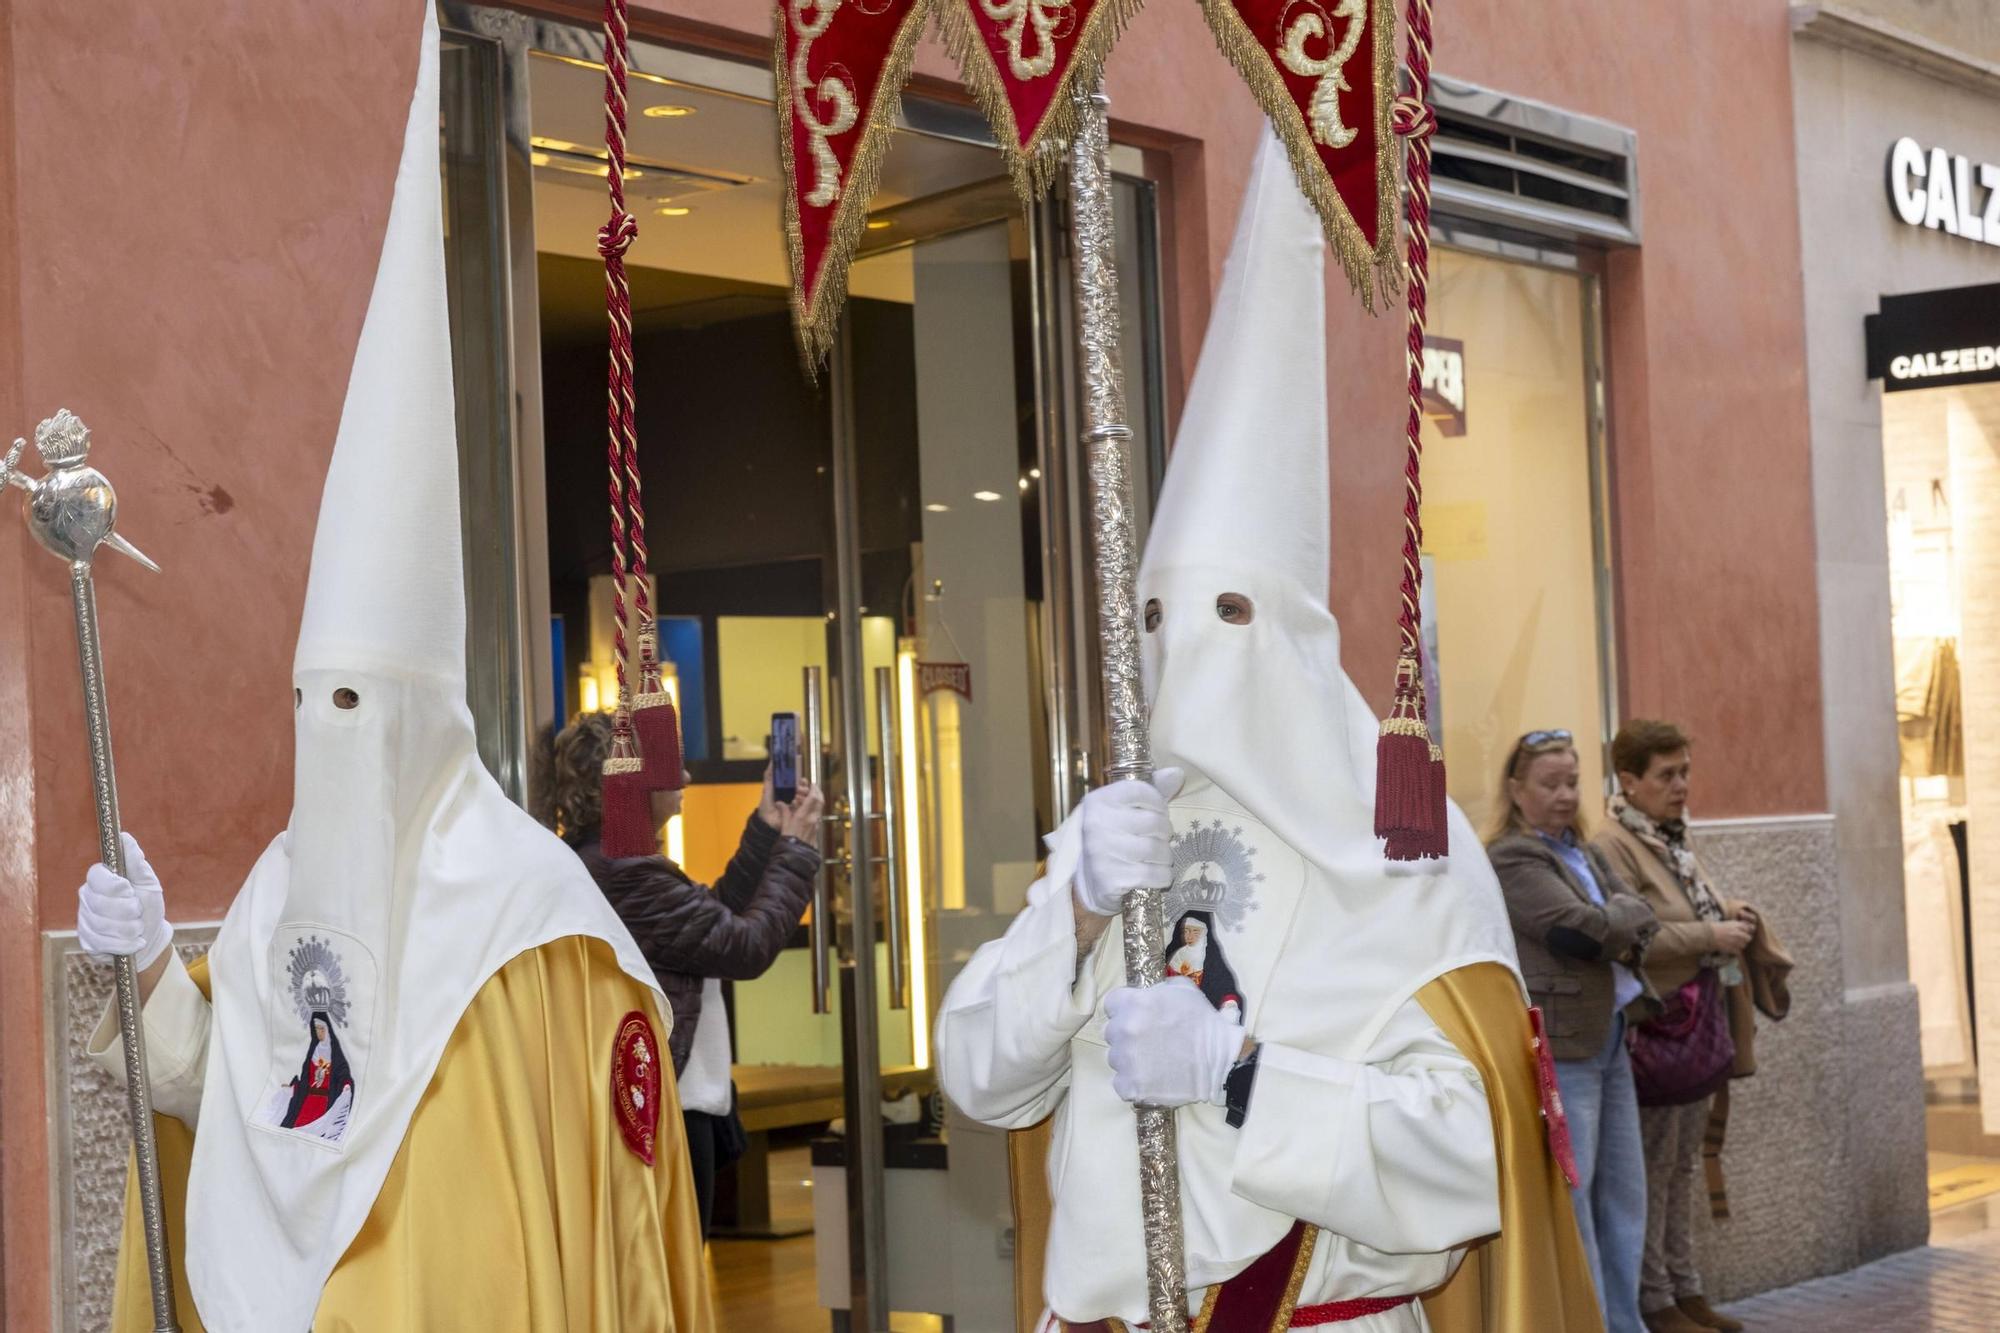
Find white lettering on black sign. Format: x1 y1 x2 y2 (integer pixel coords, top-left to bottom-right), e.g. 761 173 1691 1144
1889 347 2000 382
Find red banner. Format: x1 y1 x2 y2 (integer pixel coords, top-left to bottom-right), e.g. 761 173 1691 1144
939 0 1138 198
1200 0 1400 305
777 0 933 367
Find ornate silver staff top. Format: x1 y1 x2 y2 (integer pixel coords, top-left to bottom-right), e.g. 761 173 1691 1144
6 408 161 571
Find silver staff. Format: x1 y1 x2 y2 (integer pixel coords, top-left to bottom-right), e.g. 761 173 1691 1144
1067 82 1188 1332
6 409 179 1332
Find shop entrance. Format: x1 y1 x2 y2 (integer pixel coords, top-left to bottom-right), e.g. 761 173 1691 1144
438 7 1165 1327
1883 378 2000 1196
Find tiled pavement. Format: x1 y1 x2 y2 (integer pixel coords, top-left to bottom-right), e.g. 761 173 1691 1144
1719 1226 2000 1331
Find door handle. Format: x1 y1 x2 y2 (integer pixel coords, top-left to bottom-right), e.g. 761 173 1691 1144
803 665 832 1015
875 666 908 1010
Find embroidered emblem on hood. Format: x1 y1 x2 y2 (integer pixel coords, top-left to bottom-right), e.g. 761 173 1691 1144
1164 820 1263 933
285 934 353 1029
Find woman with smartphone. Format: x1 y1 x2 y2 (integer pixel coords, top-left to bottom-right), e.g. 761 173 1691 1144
532 711 824 1236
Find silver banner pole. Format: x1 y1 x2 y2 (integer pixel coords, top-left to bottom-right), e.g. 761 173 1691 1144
1066 82 1188 1333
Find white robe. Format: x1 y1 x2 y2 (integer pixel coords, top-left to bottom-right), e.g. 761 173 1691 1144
936 788 1505 1330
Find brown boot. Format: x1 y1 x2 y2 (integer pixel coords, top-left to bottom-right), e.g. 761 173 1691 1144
1642 1306 1713 1333
1677 1294 1744 1332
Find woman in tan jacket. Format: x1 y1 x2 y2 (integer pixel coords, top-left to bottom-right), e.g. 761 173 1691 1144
1593 721 1757 1333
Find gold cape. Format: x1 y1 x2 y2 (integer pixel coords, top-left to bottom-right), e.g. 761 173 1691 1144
1009 961 1604 1332
111 936 713 1332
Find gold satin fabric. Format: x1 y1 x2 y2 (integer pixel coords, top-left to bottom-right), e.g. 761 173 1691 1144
1416 961 1604 1333
111 937 713 1332
1006 961 1603 1333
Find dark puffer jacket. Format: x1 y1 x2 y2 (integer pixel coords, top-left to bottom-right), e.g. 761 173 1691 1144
574 814 820 1074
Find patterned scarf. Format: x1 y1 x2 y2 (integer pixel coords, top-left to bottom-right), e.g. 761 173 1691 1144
1609 792 1731 971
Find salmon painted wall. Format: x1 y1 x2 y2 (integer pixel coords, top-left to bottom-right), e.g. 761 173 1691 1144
1441 2 1825 819
0 0 1824 1318
0 2 420 1319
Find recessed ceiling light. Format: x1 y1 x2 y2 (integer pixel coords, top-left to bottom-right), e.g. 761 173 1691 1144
973 490 1003 502
1017 476 1030 491
643 104 696 118
925 502 950 513
1029 467 1042 479
656 205 692 217
866 218 893 231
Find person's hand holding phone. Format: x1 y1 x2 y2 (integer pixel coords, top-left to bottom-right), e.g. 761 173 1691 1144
778 783 825 845
757 764 784 830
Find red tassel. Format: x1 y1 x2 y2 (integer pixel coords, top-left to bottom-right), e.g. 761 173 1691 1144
1415 744 1451 858
633 698 683 791
1377 654 1449 862
600 717 657 858
632 622 684 792
1374 726 1433 842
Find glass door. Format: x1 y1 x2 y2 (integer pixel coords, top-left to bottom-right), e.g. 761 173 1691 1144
440 8 1164 1326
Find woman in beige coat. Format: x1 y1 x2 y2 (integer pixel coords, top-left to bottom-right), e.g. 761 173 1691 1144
1592 721 1757 1333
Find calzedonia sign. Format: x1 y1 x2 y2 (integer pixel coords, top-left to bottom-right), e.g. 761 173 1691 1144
1866 282 2000 393
1887 138 2000 247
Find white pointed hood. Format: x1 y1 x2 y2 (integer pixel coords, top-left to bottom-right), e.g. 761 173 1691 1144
184 9 661 1328
1137 130 1508 883
1137 128 1383 877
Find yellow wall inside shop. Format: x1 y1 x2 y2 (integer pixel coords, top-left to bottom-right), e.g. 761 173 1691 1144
714 615 900 761
679 781 763 885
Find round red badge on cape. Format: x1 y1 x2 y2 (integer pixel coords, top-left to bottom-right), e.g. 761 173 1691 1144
612 1011 661 1165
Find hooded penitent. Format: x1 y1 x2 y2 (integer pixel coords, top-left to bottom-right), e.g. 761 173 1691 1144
183 7 661 1327
1023 127 1520 1317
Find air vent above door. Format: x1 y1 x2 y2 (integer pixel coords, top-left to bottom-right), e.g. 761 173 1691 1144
1427 77 1640 246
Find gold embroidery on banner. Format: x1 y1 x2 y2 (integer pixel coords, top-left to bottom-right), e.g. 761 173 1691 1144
1275 0 1366 150
936 0 1143 201
1196 0 1401 307
788 0 858 207
979 0 1070 79
774 0 933 370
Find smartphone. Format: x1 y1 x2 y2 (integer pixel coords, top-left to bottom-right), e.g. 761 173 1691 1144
770 712 800 805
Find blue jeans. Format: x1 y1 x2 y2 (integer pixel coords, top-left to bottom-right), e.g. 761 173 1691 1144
1555 1013 1646 1333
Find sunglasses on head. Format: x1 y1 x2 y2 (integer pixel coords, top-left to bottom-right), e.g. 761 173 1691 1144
1518 729 1574 749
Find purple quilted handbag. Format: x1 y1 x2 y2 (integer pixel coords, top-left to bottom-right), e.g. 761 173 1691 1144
1627 969 1736 1107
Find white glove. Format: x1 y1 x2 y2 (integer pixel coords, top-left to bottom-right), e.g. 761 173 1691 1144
1103 977 1243 1108
77 833 173 970
1074 768 1183 919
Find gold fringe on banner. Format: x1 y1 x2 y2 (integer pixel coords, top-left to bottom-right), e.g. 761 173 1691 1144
775 0 936 373
935 0 1146 203
1196 0 1401 308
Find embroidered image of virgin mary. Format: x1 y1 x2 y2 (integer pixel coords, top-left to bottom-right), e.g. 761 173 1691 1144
256 1009 356 1143
1165 910 1245 1016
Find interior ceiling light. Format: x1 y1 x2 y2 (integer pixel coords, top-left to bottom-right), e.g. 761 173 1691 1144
973 490 1003 502
656 205 692 217
866 218 893 231
925 502 950 513
643 104 696 118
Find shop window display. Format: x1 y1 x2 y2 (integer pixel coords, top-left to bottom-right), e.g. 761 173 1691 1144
1420 249 1612 826
1886 382 2000 1080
